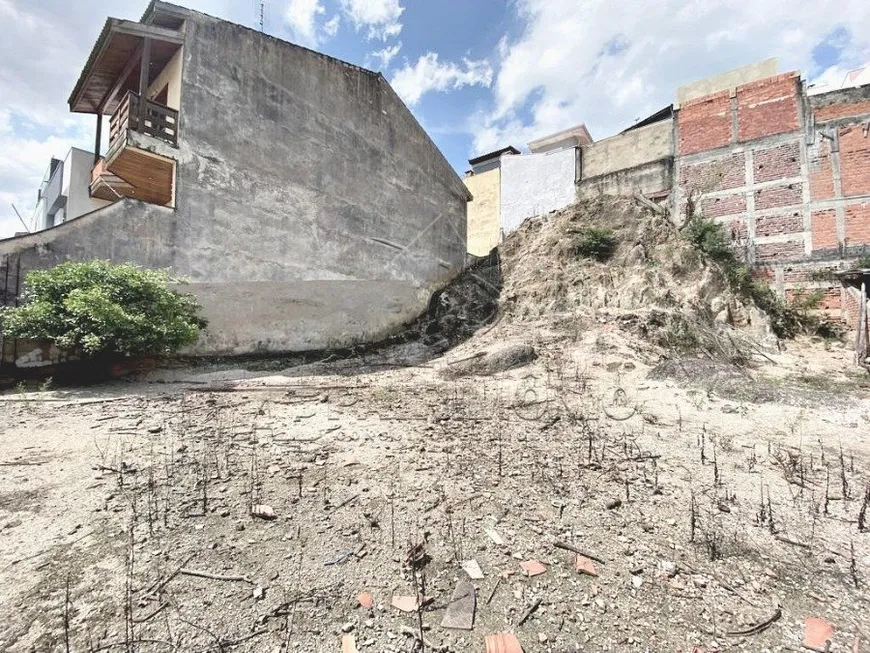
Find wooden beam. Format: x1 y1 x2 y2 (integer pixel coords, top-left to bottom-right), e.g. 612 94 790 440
94 113 103 165
138 38 152 124
112 20 184 45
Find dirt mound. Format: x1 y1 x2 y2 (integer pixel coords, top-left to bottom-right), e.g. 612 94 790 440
497 197 772 357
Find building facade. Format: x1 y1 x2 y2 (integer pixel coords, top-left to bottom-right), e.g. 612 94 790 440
32 148 111 231
1 1 469 356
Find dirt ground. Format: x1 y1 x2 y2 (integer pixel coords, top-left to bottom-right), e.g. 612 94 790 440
1 322 869 653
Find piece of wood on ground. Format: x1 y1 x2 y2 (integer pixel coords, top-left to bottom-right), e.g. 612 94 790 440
485 632 523 653
341 634 358 653
440 581 475 630
574 555 598 577
357 591 374 609
461 559 485 580
520 559 546 577
803 616 834 651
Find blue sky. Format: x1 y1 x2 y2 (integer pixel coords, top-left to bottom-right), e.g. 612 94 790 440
1 0 869 237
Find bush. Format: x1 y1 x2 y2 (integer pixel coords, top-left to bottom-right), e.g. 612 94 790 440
0 261 206 357
572 227 617 262
681 215 821 339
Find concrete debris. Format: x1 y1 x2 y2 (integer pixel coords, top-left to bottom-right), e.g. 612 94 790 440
250 504 277 520
574 555 598 577
440 581 476 630
391 595 421 613
485 632 523 653
461 559 485 580
357 591 374 610
803 617 834 651
341 634 358 653
520 560 547 577
484 527 505 546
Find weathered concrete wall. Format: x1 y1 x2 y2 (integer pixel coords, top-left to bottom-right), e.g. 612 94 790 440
581 119 673 179
465 169 500 256
500 148 576 232
577 159 673 200
677 58 778 105
174 12 467 290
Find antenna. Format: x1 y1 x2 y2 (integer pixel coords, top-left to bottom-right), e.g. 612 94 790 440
259 1 265 32
10 204 30 233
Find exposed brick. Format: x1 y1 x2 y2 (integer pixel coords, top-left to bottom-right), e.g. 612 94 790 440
814 100 870 122
845 202 870 247
680 153 745 193
678 91 732 155
843 286 865 327
737 73 800 141
784 287 840 310
755 183 802 210
839 126 870 197
727 217 748 241
756 212 803 237
755 240 805 262
808 139 835 200
811 209 838 250
782 265 839 283
753 142 800 183
701 193 746 218
752 265 775 280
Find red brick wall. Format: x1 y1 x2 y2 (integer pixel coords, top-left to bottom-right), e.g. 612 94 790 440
811 209 838 250
845 203 870 246
737 73 800 141
756 241 804 262
782 265 837 282
784 287 841 310
753 143 800 183
839 126 870 197
808 139 835 200
815 100 870 121
679 91 732 155
680 154 745 192
755 184 802 210
756 212 803 237
702 193 746 218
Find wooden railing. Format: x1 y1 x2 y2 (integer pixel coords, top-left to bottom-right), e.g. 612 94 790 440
109 91 179 150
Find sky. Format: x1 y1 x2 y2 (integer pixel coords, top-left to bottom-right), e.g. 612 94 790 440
1 0 869 238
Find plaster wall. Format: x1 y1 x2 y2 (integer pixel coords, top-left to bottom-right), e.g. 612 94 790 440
147 47 183 110
500 148 576 233
465 168 500 256
581 120 673 179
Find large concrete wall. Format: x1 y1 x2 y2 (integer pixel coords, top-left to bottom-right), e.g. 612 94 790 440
500 148 576 232
0 4 469 357
464 169 500 256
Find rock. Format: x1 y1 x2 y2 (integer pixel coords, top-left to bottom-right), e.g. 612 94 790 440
461 559 485 580
659 561 677 578
631 574 643 588
250 504 277 520
341 622 355 633
606 498 622 510
253 586 265 601
538 632 548 643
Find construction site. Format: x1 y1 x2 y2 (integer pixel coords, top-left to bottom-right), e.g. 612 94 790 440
1 197 869 652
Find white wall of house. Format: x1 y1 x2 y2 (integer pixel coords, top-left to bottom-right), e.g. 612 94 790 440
500 147 577 233
64 148 110 222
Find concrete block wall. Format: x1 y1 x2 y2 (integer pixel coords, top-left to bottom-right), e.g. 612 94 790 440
674 71 870 316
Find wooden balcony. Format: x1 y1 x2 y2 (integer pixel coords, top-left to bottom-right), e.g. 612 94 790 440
90 91 177 206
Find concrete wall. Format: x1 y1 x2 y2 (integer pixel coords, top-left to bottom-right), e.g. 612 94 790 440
465 168 500 256
581 120 673 179
64 148 110 221
0 4 469 356
578 158 673 200
500 148 576 232
677 58 778 105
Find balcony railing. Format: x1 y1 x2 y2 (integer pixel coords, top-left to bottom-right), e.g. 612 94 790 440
109 91 178 150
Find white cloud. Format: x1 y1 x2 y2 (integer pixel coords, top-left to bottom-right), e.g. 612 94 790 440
284 0 326 46
474 0 870 155
370 42 402 70
392 53 494 106
340 0 404 41
323 14 340 38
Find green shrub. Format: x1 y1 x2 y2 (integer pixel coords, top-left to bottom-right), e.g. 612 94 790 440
0 261 206 357
855 255 870 269
572 227 617 262
681 215 821 339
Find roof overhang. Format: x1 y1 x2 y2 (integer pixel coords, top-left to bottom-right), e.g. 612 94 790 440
68 18 185 115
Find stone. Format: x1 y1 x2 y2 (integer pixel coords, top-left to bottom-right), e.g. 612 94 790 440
440 581 476 630
461 559 485 580
250 504 277 520
252 586 265 600
606 498 622 510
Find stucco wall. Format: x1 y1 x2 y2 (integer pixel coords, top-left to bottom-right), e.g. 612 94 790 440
500 148 577 233
64 148 111 221
581 120 673 179
465 169 500 256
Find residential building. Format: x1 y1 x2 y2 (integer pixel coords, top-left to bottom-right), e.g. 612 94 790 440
0 1 469 356
32 148 111 231
464 146 518 256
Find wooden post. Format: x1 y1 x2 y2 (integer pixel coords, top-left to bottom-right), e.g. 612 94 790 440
138 37 152 126
94 112 102 165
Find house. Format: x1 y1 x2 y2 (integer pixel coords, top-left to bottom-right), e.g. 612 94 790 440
464 146 518 257
0 1 469 356
32 148 110 231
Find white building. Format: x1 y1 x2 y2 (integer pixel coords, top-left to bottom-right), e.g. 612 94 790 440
32 148 110 231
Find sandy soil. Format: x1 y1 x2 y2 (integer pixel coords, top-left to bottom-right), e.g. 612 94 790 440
1 325 868 653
